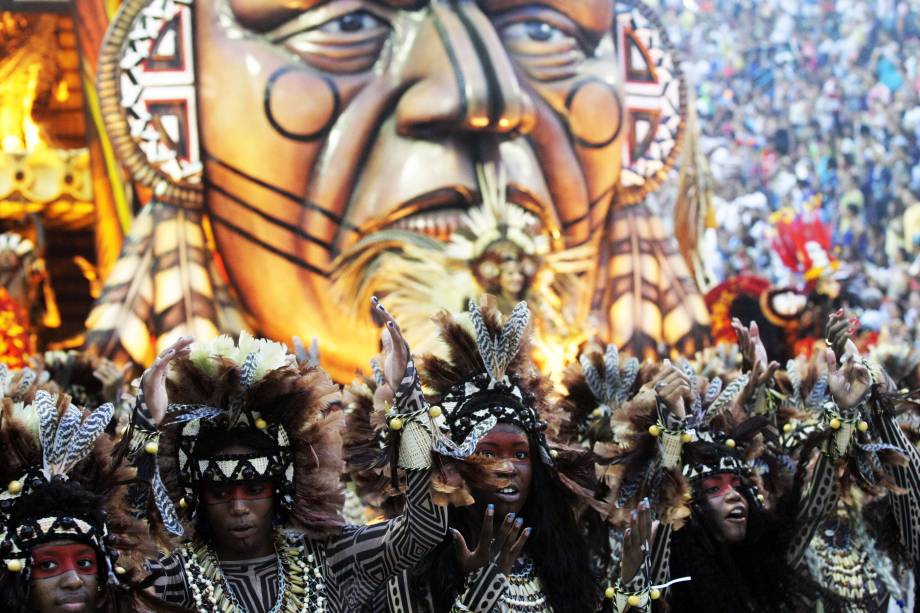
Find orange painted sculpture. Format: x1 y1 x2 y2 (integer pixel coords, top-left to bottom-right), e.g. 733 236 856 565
90 0 708 377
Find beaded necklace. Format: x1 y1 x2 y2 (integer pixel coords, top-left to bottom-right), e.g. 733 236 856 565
180 532 327 613
502 558 551 612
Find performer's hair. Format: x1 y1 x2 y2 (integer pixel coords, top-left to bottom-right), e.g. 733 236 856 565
419 434 600 613
668 473 832 612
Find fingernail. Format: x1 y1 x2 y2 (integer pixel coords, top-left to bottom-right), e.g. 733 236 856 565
507 513 515 521
835 308 844 316
515 518 523 527
387 321 395 328
487 504 494 515
524 528 532 536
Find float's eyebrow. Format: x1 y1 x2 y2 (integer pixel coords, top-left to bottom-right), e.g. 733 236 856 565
292 0 425 10
478 0 613 36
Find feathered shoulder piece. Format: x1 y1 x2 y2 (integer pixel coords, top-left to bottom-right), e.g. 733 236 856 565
154 333 344 537
0 391 156 588
342 374 399 517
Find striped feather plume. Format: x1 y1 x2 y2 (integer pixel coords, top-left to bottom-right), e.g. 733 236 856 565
468 298 531 382
580 354 606 404
786 359 801 406
617 357 640 405
50 403 82 469
495 301 531 378
603 345 620 401
13 368 37 400
468 299 498 379
61 402 115 473
704 374 748 422
0 363 8 399
806 375 829 411
704 377 723 405
679 359 703 417
35 390 58 470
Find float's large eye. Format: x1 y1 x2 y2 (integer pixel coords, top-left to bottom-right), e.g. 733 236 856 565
503 19 569 44
318 10 386 34
495 10 585 82
270 8 392 74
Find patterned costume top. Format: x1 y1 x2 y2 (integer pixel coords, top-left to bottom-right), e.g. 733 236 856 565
132 333 447 612
384 298 602 613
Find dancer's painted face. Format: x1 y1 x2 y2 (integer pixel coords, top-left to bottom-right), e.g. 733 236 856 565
195 0 623 376
472 423 534 518
28 541 99 613
699 473 749 543
200 445 276 560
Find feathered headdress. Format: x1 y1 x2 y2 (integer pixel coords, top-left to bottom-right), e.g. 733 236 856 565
0 391 157 597
595 357 773 527
418 297 602 512
424 298 551 460
151 333 344 537
560 344 640 447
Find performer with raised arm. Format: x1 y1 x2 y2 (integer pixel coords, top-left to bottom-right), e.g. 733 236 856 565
384 297 618 613
135 299 447 612
592 317 882 612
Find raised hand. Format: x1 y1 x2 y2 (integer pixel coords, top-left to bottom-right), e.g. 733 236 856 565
825 349 872 410
734 359 780 414
652 361 692 419
732 319 779 386
372 297 410 393
824 309 860 361
620 498 653 583
141 337 194 426
453 506 531 576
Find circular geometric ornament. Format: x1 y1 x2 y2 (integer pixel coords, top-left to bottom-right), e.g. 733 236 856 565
97 0 203 208
615 0 688 205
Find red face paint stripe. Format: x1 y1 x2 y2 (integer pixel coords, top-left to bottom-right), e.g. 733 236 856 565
30 544 98 579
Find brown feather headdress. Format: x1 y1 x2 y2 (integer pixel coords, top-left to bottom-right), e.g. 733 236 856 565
419 296 602 512
0 391 160 606
152 333 344 538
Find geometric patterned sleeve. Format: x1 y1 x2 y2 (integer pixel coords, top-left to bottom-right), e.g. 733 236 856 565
650 521 673 587
327 357 448 610
145 552 192 607
874 410 920 563
785 452 838 570
384 564 508 613
454 564 507 612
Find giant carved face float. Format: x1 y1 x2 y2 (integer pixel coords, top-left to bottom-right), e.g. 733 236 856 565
92 0 708 377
